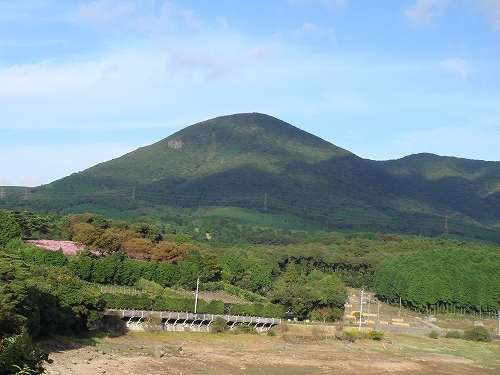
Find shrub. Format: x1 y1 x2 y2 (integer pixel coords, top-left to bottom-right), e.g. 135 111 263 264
206 299 225 315
101 311 127 332
233 324 257 334
368 330 384 341
0 332 52 375
444 331 461 339
338 329 365 342
267 329 276 336
143 314 163 331
462 326 491 342
210 317 227 333
429 330 439 339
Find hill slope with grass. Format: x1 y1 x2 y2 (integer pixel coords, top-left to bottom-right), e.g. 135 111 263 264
4 113 500 242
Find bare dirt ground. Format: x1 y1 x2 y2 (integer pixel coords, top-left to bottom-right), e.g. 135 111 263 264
42 289 500 375
42 326 500 375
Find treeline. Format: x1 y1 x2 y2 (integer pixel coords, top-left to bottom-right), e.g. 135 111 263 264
374 246 500 315
3 208 500 320
101 292 283 318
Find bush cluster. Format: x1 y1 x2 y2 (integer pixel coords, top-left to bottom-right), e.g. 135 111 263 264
429 327 492 342
335 329 384 342
462 326 491 342
444 331 461 339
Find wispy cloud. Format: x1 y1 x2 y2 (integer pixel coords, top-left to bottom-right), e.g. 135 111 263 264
437 57 471 83
466 0 500 31
291 23 336 42
290 0 348 11
75 1 201 36
77 0 136 26
404 0 448 27
169 49 237 81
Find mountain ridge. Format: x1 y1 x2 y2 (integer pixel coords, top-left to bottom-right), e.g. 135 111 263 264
3 112 500 242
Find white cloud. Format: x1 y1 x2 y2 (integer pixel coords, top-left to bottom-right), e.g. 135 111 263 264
290 0 348 11
77 0 136 27
169 49 235 81
465 0 500 31
74 1 200 36
291 23 336 43
404 0 448 27
437 57 471 83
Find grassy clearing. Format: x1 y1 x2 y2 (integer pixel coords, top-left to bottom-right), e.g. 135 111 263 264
192 206 320 231
386 332 500 369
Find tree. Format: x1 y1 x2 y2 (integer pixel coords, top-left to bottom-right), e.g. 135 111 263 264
0 210 22 247
0 300 23 337
130 222 162 243
121 238 154 260
91 229 121 255
150 241 193 264
11 211 51 239
72 223 103 248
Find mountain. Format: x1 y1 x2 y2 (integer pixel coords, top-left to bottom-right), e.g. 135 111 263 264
373 153 500 228
4 113 500 242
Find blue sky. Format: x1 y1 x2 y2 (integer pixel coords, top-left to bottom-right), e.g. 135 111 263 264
1 0 500 186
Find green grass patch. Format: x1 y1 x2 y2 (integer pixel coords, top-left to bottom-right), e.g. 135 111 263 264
192 206 321 231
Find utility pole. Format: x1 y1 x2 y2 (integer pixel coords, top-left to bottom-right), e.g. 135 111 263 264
444 216 449 234
498 310 500 334
367 294 371 322
398 296 402 316
358 289 364 331
132 187 136 199
194 276 200 314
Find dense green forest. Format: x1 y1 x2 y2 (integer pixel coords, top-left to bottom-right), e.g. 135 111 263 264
2 208 499 316
2 206 500 372
374 246 500 316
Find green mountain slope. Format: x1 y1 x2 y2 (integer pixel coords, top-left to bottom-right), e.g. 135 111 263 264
3 113 500 242
374 154 500 225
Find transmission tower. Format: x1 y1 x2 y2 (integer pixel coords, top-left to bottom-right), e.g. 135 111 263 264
444 216 449 234
23 187 29 200
263 193 267 211
132 187 136 199
0 188 4 199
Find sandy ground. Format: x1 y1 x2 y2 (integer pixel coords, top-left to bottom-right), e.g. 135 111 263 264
42 330 500 375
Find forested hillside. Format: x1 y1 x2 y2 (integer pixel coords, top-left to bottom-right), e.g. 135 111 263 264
374 246 500 316
2 207 500 372
2 208 499 321
2 113 500 243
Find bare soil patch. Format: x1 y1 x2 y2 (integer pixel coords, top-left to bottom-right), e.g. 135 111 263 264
43 326 500 375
